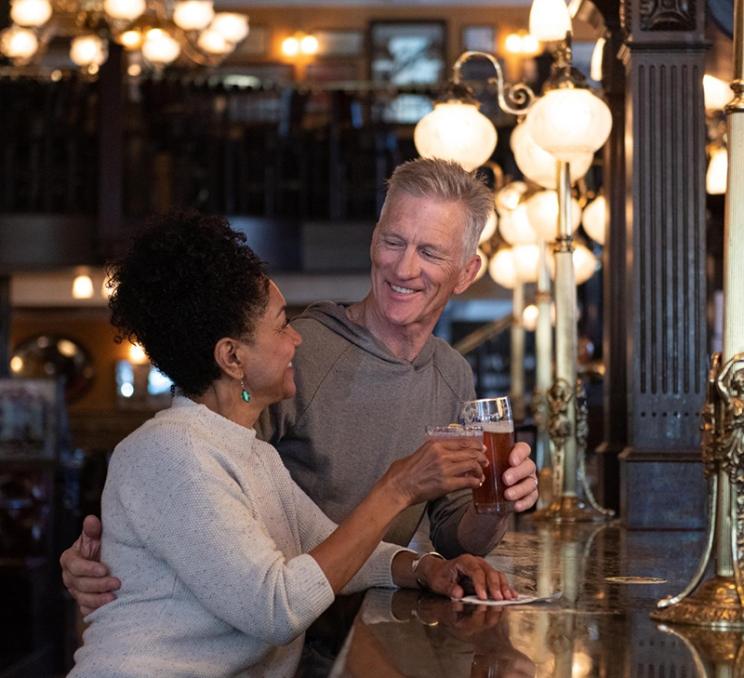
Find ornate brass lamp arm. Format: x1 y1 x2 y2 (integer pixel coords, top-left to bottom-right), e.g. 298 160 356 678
452 50 536 116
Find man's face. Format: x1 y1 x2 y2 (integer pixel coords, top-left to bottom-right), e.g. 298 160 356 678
369 192 480 331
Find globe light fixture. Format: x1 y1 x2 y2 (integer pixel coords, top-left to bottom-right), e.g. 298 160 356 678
525 39 612 162
707 146 728 195
522 304 540 331
499 204 537 245
10 0 52 27
479 210 498 245
0 0 248 74
590 36 605 82
415 51 535 171
72 273 94 300
529 0 572 42
173 1 215 31
582 195 607 245
495 181 528 215
525 189 582 241
573 242 598 284
489 247 519 289
703 74 734 112
512 243 541 283
511 122 593 189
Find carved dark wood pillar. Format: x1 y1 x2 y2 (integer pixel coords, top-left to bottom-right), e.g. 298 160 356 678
0 276 9 378
616 0 708 528
594 3 627 513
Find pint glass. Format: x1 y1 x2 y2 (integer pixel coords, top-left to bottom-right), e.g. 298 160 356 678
460 397 515 514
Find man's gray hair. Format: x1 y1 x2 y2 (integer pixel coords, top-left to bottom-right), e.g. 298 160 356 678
380 157 494 259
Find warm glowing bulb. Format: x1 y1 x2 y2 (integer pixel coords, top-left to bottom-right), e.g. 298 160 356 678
282 36 299 57
479 210 497 245
499 204 537 245
529 0 572 42
57 339 77 358
72 274 94 299
127 63 142 77
142 28 181 65
495 181 528 215
300 34 318 55
522 304 539 331
590 37 605 82
414 101 497 171
512 243 541 283
211 13 249 43
703 74 733 112
70 34 107 67
104 0 146 21
119 29 144 49
489 248 519 289
525 190 582 241
505 33 523 54
10 356 24 373
11 0 52 27
198 28 232 54
0 26 39 60
173 1 214 31
582 195 607 245
573 243 598 284
707 146 728 195
128 343 148 364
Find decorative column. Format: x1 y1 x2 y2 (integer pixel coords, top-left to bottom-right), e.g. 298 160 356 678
615 0 708 529
511 283 526 421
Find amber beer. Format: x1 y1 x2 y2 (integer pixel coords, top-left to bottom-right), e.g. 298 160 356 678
473 420 515 513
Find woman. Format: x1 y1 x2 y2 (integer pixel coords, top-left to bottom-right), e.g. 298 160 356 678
70 212 514 677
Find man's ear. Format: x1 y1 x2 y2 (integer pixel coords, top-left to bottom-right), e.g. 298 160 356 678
454 254 482 295
213 337 244 380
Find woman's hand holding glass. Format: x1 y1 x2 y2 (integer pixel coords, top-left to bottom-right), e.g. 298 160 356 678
382 435 488 506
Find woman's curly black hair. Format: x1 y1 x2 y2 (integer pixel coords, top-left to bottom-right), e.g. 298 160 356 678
108 211 269 397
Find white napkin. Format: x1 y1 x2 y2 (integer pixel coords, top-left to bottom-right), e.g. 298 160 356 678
454 592 560 606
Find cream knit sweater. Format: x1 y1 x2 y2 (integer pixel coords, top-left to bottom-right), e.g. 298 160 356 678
70 397 405 677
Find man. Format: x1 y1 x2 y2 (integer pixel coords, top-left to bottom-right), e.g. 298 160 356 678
61 158 538 613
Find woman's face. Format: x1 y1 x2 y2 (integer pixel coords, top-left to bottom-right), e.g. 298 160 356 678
240 280 302 405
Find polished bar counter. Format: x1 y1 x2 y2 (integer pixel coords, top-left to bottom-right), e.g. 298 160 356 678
313 524 716 677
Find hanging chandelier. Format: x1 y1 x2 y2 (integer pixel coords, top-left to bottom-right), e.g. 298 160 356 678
0 0 249 75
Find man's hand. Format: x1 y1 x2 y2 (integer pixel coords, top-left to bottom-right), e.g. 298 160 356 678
59 515 120 616
502 442 538 513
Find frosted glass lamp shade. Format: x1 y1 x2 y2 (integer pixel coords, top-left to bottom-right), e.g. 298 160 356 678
211 13 249 43
706 147 728 195
489 248 519 289
529 0 572 42
0 25 38 60
70 34 108 66
573 243 598 284
522 304 539 331
197 28 231 54
10 0 52 27
104 0 146 21
703 75 733 112
72 274 94 299
525 88 612 161
510 122 593 189
525 190 581 241
479 210 497 245
495 181 528 215
513 244 541 283
142 29 181 65
499 204 537 245
582 195 607 244
414 101 497 172
173 1 215 31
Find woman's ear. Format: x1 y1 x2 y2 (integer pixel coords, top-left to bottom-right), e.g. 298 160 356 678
213 337 244 380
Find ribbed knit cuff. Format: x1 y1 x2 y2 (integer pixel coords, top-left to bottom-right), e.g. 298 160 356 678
286 554 336 619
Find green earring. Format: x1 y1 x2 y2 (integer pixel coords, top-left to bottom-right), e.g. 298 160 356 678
240 379 251 403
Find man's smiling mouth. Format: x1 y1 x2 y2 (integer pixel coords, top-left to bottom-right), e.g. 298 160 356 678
389 283 417 295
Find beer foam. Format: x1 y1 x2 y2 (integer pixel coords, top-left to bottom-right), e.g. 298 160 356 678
482 421 514 434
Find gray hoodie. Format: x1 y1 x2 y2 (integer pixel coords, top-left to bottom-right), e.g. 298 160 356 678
257 301 477 557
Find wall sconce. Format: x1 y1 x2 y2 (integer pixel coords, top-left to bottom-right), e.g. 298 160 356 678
281 32 318 57
504 31 540 56
72 270 94 299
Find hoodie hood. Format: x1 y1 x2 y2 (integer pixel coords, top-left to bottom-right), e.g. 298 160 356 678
295 301 438 369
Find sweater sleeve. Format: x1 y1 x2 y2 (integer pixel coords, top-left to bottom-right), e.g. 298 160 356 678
119 465 335 647
286 470 408 593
